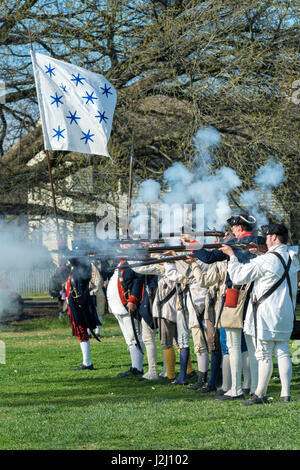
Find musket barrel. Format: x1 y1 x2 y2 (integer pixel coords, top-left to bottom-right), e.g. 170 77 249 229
112 253 196 270
111 231 225 244
110 242 267 270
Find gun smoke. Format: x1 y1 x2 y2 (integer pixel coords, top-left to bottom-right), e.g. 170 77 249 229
0 220 54 320
132 127 286 237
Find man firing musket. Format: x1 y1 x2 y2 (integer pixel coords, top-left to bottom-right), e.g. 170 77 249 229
110 240 268 270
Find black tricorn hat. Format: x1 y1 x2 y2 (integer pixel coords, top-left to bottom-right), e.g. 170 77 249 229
261 223 288 236
226 214 256 227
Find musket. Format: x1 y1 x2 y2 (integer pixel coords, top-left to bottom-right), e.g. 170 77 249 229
111 242 268 270
130 311 144 355
116 231 225 243
111 254 196 270
51 248 152 261
138 242 268 254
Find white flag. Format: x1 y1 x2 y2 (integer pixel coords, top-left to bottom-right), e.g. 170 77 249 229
31 51 117 157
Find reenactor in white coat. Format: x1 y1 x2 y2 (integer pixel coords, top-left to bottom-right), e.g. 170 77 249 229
221 223 300 405
163 259 207 386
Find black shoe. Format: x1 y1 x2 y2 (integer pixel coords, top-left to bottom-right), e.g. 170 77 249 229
159 376 175 383
215 393 245 401
280 396 291 403
74 364 94 371
185 371 206 391
211 388 226 397
242 388 250 395
168 379 188 386
185 382 203 391
117 367 143 378
240 394 269 406
186 370 197 380
199 384 217 394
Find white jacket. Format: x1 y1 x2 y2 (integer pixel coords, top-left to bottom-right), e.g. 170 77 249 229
164 260 207 329
228 244 300 341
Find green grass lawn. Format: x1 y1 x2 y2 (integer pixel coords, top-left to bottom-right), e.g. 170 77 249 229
21 292 52 299
0 312 299 450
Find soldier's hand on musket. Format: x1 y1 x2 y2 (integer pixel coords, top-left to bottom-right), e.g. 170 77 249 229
248 242 259 255
223 231 234 241
185 255 195 264
127 302 137 315
162 250 176 256
219 244 234 257
248 242 266 255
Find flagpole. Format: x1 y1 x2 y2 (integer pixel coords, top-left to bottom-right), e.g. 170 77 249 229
29 28 61 248
127 131 134 237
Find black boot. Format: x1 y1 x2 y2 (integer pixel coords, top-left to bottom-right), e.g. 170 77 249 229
185 371 207 391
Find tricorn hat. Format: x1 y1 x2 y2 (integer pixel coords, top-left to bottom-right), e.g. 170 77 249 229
261 223 288 236
226 214 256 227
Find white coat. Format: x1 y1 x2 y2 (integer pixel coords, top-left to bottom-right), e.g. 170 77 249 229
164 260 207 329
227 244 300 342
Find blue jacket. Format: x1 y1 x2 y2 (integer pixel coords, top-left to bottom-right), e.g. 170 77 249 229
193 234 266 288
138 275 158 329
194 235 266 265
68 262 100 329
117 262 145 306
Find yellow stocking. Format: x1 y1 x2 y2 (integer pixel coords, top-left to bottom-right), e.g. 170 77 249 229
163 347 176 379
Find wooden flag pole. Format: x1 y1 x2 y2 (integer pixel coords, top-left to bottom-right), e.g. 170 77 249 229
45 149 59 224
127 131 134 236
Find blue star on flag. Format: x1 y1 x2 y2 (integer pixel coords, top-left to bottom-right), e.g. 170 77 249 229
71 73 86 86
52 125 65 141
95 110 108 123
45 63 55 78
100 83 112 97
60 83 68 93
82 91 98 105
50 92 64 108
66 110 81 125
81 129 95 144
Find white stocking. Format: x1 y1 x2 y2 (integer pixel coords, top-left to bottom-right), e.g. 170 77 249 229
275 342 292 398
80 340 91 366
129 344 144 372
245 334 258 394
221 354 231 392
225 328 243 396
255 339 273 397
197 353 209 373
142 319 157 376
242 351 250 390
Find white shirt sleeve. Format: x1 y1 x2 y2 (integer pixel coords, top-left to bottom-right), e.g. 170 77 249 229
227 254 265 285
164 262 185 283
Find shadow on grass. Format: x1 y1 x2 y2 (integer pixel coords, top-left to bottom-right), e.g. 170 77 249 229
2 370 297 410
0 371 215 408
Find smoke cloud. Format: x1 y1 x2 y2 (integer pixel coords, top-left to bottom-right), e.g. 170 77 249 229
131 128 286 237
131 126 241 234
0 220 54 320
240 158 286 226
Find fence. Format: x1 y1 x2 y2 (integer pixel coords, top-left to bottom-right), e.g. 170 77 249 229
5 268 57 294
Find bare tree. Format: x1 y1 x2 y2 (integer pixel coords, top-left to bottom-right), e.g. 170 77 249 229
0 1 299 238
